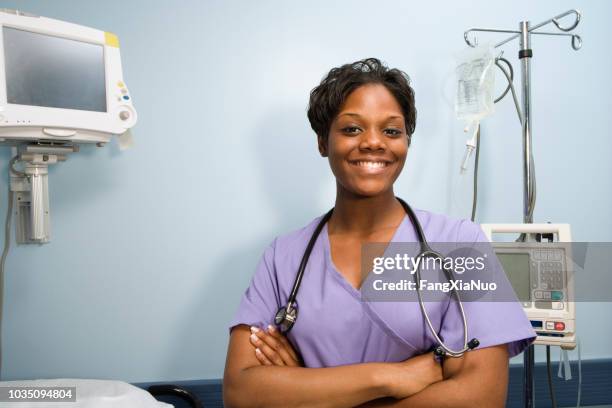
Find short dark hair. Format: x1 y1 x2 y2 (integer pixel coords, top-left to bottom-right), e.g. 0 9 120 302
307 58 417 144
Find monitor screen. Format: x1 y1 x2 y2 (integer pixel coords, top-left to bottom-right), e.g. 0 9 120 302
497 252 531 301
3 26 106 112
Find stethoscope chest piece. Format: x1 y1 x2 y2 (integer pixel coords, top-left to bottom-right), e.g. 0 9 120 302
275 304 298 334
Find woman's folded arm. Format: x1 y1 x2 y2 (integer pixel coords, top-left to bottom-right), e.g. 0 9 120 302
222 325 443 408
357 344 510 408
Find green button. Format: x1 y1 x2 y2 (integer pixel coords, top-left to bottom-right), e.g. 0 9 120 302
551 291 563 301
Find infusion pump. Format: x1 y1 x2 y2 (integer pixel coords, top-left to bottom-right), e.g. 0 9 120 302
480 224 576 350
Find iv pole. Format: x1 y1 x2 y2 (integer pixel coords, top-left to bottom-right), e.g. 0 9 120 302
462 9 582 408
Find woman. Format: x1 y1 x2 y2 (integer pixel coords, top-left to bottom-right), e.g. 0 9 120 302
223 58 535 407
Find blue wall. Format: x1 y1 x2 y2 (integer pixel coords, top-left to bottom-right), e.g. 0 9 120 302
1 0 610 382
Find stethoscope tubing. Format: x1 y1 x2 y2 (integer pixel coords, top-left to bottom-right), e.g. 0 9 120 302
277 197 475 358
285 209 334 313
413 251 470 357
401 200 472 357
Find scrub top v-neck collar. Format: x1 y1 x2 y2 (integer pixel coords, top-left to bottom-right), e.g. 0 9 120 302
321 214 410 299
321 213 424 353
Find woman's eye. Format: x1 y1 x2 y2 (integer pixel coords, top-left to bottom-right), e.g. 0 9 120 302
342 126 361 135
384 128 403 136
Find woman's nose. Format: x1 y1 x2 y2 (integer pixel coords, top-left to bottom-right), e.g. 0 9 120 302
359 129 385 151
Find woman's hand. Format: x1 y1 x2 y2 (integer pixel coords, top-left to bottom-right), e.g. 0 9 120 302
385 352 444 399
249 325 303 367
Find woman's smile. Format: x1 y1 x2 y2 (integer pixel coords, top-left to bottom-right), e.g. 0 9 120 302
347 158 394 174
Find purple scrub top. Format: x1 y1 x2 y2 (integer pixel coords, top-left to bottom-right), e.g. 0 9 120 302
229 208 536 368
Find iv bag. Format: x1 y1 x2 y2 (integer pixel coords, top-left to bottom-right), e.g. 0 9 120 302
455 43 495 123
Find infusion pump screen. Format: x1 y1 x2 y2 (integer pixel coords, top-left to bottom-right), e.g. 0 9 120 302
3 26 107 112
497 253 531 301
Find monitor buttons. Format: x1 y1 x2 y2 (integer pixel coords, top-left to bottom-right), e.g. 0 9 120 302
114 105 137 128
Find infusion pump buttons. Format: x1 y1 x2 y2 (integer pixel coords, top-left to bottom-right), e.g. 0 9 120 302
540 261 564 290
533 248 566 309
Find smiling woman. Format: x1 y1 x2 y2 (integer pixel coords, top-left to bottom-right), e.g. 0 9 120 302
323 83 408 198
222 58 535 408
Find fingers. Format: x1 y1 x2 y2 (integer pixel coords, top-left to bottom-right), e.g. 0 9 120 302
265 325 299 362
249 327 286 365
249 326 299 366
254 348 272 365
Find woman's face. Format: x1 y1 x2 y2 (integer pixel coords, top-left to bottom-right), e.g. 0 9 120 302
319 83 408 198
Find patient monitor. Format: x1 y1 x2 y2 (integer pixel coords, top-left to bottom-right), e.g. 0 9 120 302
0 9 137 142
0 9 137 243
481 224 576 350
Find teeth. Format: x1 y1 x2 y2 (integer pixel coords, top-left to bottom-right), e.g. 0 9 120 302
355 161 388 168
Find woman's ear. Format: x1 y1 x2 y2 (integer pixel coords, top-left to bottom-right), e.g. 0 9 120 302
317 135 328 157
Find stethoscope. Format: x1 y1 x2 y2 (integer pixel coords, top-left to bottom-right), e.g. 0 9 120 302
274 197 480 358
